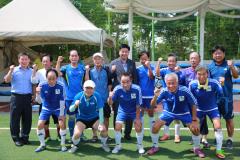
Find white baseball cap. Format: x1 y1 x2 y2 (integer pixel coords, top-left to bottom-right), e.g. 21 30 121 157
92 52 103 58
83 80 96 88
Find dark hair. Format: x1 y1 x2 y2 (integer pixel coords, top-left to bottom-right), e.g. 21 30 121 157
120 72 132 80
18 52 29 59
211 45 225 54
138 50 150 59
167 53 177 61
46 68 58 77
195 65 208 73
41 53 53 62
119 44 130 51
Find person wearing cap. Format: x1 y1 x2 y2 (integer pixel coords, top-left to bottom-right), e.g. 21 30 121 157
68 80 110 153
108 72 144 154
109 44 138 140
85 52 112 142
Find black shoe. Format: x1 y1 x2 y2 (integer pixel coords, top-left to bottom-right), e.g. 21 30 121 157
226 139 233 149
21 138 30 145
124 135 132 140
15 141 23 147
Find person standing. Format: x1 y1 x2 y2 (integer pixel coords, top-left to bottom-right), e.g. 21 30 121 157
208 45 239 149
85 52 112 141
137 51 155 133
31 54 60 140
108 73 144 154
4 52 33 146
56 50 86 139
109 44 138 140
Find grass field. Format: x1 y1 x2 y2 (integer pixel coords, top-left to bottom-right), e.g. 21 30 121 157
0 112 240 160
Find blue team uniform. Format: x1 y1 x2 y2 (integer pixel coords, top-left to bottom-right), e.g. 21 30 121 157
189 78 223 120
72 91 103 121
137 64 155 108
159 67 185 87
208 60 234 119
39 81 65 121
156 86 197 125
112 84 142 122
60 64 85 114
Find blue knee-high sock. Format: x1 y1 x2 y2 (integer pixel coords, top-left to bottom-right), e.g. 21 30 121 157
68 115 75 137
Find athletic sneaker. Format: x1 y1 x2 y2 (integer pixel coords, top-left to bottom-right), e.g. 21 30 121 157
90 136 98 143
68 144 78 153
112 145 122 154
35 145 46 152
174 135 181 143
202 141 210 148
101 144 110 152
61 145 68 152
226 139 233 149
216 150 225 159
147 146 159 155
137 145 145 154
160 134 170 141
194 148 205 158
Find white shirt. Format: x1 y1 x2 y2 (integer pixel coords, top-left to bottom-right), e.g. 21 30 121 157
31 68 47 84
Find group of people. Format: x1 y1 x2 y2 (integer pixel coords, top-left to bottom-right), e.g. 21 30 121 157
4 44 238 159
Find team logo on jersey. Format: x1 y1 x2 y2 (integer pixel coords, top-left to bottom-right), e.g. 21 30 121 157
179 96 185 101
120 95 124 98
45 91 48 94
131 93 136 99
55 89 60 94
206 86 212 91
90 102 95 105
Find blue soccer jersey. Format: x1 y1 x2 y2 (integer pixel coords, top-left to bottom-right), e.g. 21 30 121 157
189 78 223 111
39 81 65 111
160 67 185 87
61 64 85 100
90 66 111 102
72 91 103 121
208 60 233 102
112 84 142 117
137 64 155 98
156 86 197 115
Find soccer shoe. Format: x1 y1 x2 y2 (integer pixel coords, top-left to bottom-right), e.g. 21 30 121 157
160 134 170 141
68 144 78 153
35 145 46 152
174 136 181 143
202 141 210 149
226 139 233 149
137 145 145 154
101 144 110 152
147 146 159 155
112 145 122 154
194 148 205 158
90 136 99 143
61 145 68 152
216 150 225 159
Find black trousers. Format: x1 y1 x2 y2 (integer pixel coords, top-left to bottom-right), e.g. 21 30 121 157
200 115 209 135
10 93 32 142
113 102 133 136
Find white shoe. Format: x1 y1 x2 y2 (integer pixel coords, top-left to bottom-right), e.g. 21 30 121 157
68 144 78 153
61 145 67 152
112 145 122 154
137 145 145 154
101 144 110 152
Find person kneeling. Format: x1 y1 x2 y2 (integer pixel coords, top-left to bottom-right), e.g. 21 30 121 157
68 80 110 153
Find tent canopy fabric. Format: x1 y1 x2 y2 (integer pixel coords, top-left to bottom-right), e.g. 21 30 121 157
104 0 240 13
0 0 114 47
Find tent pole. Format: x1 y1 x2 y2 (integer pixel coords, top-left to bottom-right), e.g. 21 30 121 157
100 30 103 53
128 0 133 59
199 6 206 65
151 12 155 61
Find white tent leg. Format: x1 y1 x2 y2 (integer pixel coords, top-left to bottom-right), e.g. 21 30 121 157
199 7 206 65
100 30 103 53
128 0 133 59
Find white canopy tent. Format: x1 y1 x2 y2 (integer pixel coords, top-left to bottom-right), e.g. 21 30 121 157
104 0 240 62
0 0 114 50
